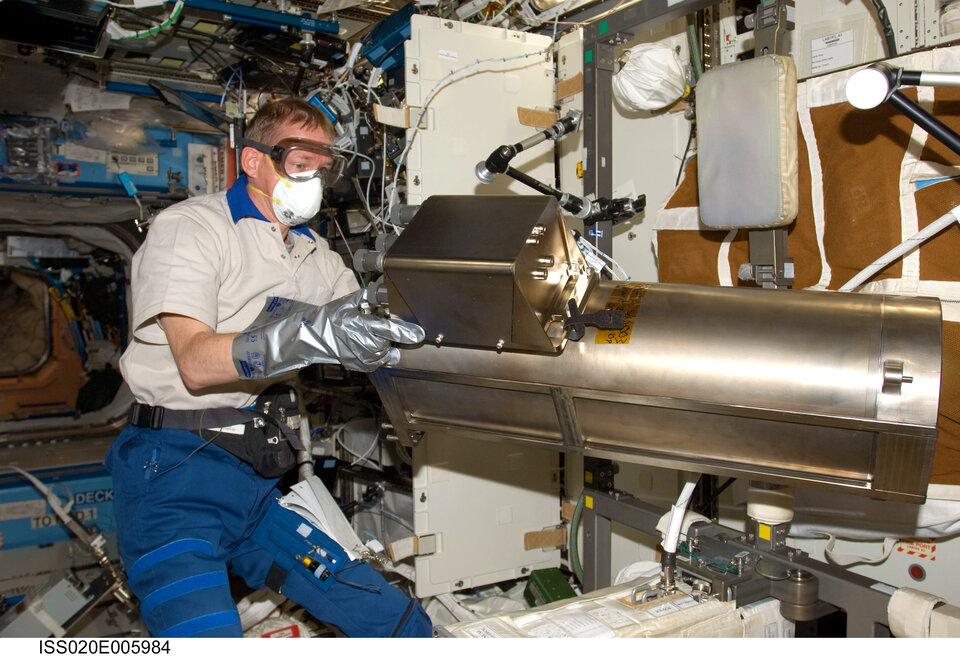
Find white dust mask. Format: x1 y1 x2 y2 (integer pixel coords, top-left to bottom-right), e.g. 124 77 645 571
271 174 324 226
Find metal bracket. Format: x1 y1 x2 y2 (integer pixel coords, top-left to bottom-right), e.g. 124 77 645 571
605 31 634 46
564 298 624 341
753 0 795 57
630 582 665 606
740 228 794 289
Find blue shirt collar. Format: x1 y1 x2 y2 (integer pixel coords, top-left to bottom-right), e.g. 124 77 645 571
226 174 315 242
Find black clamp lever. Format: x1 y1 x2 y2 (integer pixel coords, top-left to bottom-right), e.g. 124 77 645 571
564 298 624 341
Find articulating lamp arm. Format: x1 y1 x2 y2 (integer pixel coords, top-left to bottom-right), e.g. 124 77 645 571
846 63 960 157
474 110 645 225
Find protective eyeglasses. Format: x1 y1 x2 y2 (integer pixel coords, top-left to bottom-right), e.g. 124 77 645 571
241 137 346 185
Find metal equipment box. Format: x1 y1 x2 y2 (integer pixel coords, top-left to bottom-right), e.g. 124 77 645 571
384 195 594 353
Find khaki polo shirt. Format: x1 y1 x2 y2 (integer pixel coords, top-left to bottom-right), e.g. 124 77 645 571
120 174 359 410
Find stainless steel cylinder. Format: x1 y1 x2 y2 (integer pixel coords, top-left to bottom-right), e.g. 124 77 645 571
372 282 942 501
775 569 821 623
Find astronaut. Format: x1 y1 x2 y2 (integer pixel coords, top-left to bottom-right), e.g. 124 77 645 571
106 97 430 638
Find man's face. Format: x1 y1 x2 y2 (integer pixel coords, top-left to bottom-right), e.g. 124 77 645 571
243 121 333 210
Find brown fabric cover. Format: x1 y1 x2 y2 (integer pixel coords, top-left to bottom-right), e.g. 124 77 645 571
916 178 960 283
656 87 960 486
814 93 915 289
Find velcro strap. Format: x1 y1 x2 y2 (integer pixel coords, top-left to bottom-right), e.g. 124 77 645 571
265 562 289 594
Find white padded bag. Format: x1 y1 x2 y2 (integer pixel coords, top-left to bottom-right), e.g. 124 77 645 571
696 55 798 229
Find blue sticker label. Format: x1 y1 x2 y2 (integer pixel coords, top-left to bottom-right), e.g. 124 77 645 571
588 228 604 238
118 172 138 197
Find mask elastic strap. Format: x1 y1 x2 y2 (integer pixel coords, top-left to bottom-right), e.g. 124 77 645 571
247 182 282 208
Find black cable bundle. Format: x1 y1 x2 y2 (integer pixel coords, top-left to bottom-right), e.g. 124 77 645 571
870 0 898 58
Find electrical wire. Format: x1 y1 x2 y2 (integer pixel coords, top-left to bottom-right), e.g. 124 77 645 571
662 480 697 554
870 0 898 58
0 465 137 612
107 0 185 40
0 466 76 525
334 144 380 225
332 420 381 467
336 217 357 264
186 38 230 75
354 503 414 533
553 0 633 29
381 126 389 218
385 43 555 220
702 477 736 509
168 22 295 94
840 204 960 291
220 67 245 113
352 177 381 232
577 233 629 280
675 119 695 188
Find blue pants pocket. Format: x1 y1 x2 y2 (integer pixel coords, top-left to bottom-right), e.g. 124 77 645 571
250 501 350 592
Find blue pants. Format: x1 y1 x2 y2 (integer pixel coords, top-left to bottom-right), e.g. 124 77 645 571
106 425 432 638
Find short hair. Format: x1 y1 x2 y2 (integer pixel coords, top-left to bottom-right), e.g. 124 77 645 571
244 97 334 145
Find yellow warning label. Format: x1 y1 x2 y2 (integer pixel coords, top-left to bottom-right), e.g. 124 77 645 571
576 161 584 179
585 496 594 510
584 471 593 484
595 282 647 345
758 524 771 542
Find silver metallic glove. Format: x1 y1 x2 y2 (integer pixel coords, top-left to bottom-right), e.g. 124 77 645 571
232 289 425 378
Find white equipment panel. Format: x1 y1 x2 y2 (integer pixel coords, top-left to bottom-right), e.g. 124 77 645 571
404 15 554 204
405 16 562 598
714 1 955 79
412 434 561 598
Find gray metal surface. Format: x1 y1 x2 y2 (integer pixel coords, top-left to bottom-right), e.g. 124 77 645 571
373 281 942 501
384 195 594 353
579 489 896 637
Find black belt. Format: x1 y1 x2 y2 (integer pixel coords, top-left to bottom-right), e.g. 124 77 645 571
129 403 256 432
128 398 302 478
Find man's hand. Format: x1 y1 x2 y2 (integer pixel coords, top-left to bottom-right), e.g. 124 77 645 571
333 301 427 370
232 290 426 379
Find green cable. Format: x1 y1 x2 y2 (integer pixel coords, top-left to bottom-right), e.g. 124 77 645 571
118 0 185 40
686 16 703 81
569 492 586 584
